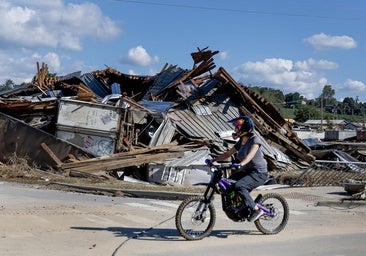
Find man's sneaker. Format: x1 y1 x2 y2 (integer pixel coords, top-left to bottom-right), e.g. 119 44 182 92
248 209 264 222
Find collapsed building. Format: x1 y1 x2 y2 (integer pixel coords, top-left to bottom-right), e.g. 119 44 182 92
0 48 365 186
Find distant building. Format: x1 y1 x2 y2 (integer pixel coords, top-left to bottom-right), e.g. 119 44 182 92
348 122 366 130
304 119 347 130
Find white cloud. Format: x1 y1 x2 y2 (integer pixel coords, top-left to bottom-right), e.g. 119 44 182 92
11 0 63 8
233 58 338 99
42 52 61 73
0 1 121 51
342 79 366 92
68 60 98 75
0 50 62 84
304 33 357 50
128 69 137 75
60 3 120 41
295 58 338 70
219 51 229 60
122 46 159 67
0 1 121 84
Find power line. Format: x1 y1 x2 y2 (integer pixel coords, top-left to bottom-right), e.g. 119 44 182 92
113 0 360 21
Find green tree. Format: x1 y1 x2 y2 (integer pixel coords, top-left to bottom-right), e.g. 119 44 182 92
294 105 320 122
250 86 285 112
342 97 356 115
316 84 337 110
284 92 304 108
0 79 14 91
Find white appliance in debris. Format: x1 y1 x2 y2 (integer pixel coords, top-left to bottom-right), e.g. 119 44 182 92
56 99 121 156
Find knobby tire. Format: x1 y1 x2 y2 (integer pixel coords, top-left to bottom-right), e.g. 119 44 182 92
254 192 289 234
175 195 216 240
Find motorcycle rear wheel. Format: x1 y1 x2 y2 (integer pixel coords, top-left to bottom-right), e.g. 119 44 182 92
175 195 216 240
254 192 289 234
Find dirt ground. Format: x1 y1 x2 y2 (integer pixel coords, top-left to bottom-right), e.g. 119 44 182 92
1 172 365 256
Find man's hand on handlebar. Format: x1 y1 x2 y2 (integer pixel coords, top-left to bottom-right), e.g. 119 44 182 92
205 159 241 169
230 163 241 169
205 159 213 166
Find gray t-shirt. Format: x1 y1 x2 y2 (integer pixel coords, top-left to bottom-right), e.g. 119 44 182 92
234 135 268 173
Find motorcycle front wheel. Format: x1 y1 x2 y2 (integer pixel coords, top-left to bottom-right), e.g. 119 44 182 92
175 195 216 240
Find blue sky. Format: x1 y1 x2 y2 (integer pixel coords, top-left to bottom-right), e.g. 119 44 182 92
0 0 365 102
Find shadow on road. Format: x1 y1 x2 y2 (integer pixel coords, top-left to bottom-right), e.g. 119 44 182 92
70 226 259 241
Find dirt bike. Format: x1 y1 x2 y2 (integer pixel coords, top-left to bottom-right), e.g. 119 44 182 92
175 162 290 240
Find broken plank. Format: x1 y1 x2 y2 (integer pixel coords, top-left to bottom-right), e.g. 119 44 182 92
69 170 109 180
41 142 63 166
59 142 182 169
61 151 184 174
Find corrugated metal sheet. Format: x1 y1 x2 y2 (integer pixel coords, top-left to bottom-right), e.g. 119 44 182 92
333 150 365 173
197 78 220 95
166 98 282 162
305 119 346 125
191 105 212 115
139 100 175 114
167 98 239 140
164 148 211 167
149 117 176 146
168 109 232 140
177 82 197 98
268 144 292 164
144 66 186 98
58 71 82 81
148 149 211 185
302 138 329 148
81 73 110 98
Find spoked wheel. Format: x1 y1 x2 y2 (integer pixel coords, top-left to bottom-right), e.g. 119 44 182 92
255 193 289 234
175 195 216 240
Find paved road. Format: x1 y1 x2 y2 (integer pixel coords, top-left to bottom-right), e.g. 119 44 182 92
0 182 365 256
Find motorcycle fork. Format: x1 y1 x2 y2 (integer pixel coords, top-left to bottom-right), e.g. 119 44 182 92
203 185 216 203
194 185 215 219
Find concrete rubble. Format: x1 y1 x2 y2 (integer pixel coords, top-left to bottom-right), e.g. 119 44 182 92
0 47 365 187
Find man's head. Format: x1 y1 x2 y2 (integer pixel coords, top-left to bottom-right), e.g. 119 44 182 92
228 116 254 138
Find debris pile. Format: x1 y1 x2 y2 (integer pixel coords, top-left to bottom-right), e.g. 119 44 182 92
0 47 332 186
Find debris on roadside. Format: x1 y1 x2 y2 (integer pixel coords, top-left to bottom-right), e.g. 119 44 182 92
350 190 366 200
0 47 365 187
343 179 366 195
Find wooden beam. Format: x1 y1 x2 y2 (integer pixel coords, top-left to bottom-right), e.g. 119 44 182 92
60 151 184 174
41 143 63 166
